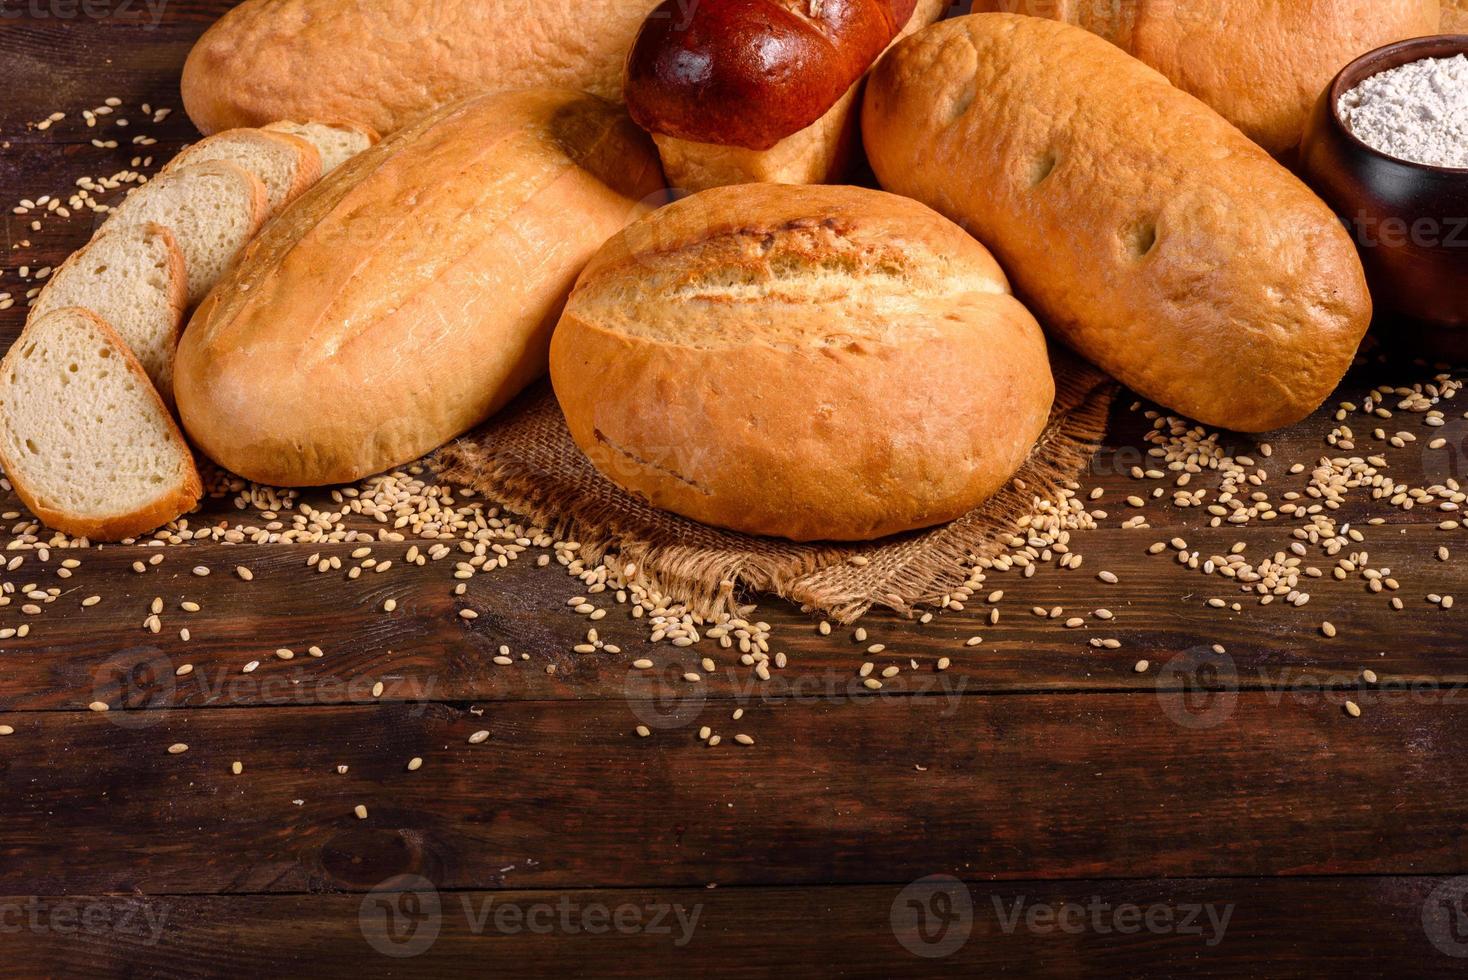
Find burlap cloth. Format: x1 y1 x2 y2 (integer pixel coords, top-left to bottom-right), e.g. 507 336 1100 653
439 353 1116 624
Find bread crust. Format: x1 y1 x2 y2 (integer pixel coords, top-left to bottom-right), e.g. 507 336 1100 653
175 90 664 487
0 308 201 542
864 14 1372 433
29 222 189 409
646 0 946 191
165 129 323 216
262 119 383 172
625 0 919 150
550 184 1055 542
263 118 382 145
181 0 662 136
110 159 272 306
1444 0 1468 31
972 0 1440 155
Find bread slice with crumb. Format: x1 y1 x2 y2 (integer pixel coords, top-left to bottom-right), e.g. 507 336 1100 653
105 159 269 305
164 128 321 215
263 119 379 174
28 222 188 407
0 307 202 541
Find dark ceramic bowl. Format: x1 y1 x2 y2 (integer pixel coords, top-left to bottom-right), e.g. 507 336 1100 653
1299 35 1468 358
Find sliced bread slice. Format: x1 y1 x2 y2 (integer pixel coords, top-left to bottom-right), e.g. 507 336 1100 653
164 128 321 215
0 307 202 541
105 159 269 305
28 222 187 406
264 119 380 174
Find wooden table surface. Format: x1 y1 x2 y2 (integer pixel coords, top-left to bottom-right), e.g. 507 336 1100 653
2 4 1467 977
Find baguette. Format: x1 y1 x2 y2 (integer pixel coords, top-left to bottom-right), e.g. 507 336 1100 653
182 0 662 136
550 184 1054 542
175 90 663 487
971 0 1440 155
0 307 201 541
625 0 946 190
864 14 1372 432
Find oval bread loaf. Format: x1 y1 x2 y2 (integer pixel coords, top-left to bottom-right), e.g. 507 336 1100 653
550 184 1055 542
863 14 1373 433
971 0 1440 156
175 89 663 487
182 0 663 136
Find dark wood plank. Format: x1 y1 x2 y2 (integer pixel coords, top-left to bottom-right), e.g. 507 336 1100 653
0 1 226 141
0 522 1463 711
0 877 1463 979
0 693 1464 895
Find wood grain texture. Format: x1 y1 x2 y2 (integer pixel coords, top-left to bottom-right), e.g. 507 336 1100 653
0 878 1462 978
0 2 1466 975
0 524 1464 713
1 694 1466 895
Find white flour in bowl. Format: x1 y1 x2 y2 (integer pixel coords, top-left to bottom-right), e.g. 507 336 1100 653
1337 54 1468 169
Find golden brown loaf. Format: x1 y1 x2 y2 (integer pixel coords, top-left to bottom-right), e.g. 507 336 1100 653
181 0 662 136
971 0 1440 155
1445 0 1468 31
864 14 1372 433
175 90 663 486
550 184 1055 542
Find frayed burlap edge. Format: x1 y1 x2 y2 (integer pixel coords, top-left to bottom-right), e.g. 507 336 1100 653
439 355 1115 625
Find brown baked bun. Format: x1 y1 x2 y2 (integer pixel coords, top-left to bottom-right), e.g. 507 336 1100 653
549 184 1055 542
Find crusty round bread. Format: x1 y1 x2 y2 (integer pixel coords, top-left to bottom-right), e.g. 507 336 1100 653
549 184 1055 542
864 14 1373 433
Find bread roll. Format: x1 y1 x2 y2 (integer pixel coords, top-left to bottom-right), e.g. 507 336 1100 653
864 14 1372 432
176 90 663 487
627 0 947 190
181 0 662 136
971 1 1440 155
550 184 1054 542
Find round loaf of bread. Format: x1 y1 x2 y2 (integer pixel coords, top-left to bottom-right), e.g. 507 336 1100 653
549 184 1055 542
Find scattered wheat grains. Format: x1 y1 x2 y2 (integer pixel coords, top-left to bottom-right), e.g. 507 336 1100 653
0 134 1461 780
